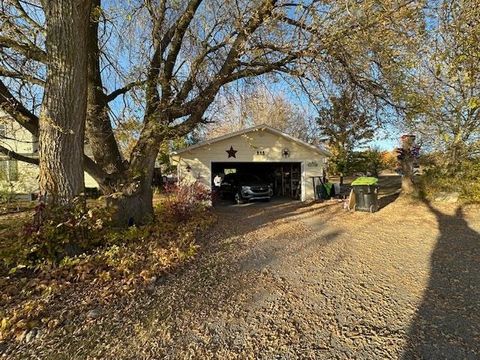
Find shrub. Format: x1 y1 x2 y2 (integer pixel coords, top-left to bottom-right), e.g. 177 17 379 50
328 149 397 179
1 182 213 271
8 199 113 267
0 194 216 342
419 159 480 202
161 181 211 221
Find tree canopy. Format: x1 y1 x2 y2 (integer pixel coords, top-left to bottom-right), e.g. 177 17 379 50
0 0 478 218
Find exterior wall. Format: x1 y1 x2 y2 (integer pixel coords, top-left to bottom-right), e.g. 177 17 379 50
0 162 98 195
84 173 98 188
0 161 39 198
304 160 324 201
171 129 326 201
0 111 99 198
1 113 40 196
0 116 38 154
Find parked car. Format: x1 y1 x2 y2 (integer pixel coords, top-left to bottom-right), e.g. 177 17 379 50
220 173 273 204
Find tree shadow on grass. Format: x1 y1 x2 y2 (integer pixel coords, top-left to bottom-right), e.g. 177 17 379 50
378 192 400 210
402 201 480 359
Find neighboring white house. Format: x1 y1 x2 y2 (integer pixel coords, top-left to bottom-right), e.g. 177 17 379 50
171 124 330 201
0 110 99 200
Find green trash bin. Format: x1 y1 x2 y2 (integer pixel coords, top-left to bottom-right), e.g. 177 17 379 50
351 177 379 212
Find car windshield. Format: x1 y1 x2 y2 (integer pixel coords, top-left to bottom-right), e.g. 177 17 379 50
238 174 262 183
223 174 236 182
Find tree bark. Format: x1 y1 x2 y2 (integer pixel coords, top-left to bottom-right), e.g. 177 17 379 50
107 126 159 225
86 0 125 180
400 135 418 197
39 0 92 205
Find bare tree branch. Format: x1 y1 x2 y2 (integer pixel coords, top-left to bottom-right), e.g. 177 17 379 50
0 79 39 135
160 0 204 102
9 0 44 31
0 35 47 63
106 80 145 102
0 144 39 164
0 67 45 85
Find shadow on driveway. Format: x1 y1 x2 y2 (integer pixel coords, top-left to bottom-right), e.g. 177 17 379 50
402 201 480 359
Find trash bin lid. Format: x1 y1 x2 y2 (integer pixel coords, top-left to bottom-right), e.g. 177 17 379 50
351 177 378 186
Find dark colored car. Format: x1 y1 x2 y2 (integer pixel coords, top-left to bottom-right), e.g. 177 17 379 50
220 173 273 204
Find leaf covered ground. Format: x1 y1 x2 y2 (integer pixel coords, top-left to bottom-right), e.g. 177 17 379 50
0 195 215 347
1 178 480 359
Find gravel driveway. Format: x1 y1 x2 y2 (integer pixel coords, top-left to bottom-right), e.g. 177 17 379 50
8 197 480 359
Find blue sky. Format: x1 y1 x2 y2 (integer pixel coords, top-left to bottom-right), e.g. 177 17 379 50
372 128 400 150
100 1 403 151
265 79 401 151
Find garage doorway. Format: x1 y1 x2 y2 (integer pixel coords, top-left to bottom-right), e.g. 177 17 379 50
211 162 302 200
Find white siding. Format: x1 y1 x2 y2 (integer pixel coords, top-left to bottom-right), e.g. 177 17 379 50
0 110 99 196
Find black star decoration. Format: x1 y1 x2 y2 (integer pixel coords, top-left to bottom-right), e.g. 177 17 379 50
226 146 237 158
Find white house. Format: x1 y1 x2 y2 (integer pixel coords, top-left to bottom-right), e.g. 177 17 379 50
171 125 330 201
0 110 99 200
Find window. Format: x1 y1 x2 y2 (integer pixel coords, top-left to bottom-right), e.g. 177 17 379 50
0 160 7 180
224 168 236 175
8 160 18 181
0 159 19 181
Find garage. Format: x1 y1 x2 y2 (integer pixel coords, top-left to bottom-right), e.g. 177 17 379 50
211 162 302 200
171 124 330 202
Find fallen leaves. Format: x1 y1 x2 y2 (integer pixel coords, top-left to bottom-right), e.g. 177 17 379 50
0 200 216 343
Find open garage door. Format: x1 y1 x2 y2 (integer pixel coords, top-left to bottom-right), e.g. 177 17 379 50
211 162 301 200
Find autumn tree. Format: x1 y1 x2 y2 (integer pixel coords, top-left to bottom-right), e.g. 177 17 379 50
1 0 318 224
404 0 480 168
296 0 426 191
316 89 375 185
357 148 395 177
99 0 321 224
207 84 316 141
1 0 430 223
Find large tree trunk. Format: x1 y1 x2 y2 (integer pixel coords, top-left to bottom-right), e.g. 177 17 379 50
106 124 160 226
39 0 92 205
86 0 125 180
82 0 155 224
106 179 154 226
